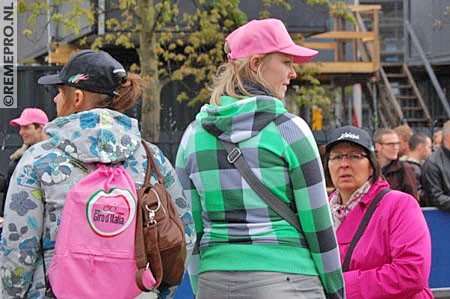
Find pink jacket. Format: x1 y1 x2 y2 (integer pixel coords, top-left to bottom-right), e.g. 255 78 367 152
332 179 433 298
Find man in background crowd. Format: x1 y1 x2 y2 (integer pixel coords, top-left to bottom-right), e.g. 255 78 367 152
394 124 413 160
1 108 49 229
373 128 417 199
422 121 450 209
433 129 442 151
403 132 432 204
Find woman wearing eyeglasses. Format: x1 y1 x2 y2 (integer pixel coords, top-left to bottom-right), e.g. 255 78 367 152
324 126 433 298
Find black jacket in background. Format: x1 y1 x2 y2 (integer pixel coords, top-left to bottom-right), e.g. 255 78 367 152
1 157 20 217
421 145 450 210
0 170 6 204
382 159 418 200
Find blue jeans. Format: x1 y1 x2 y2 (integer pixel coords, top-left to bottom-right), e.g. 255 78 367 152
197 271 326 299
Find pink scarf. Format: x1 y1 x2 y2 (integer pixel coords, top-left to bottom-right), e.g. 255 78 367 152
330 181 372 229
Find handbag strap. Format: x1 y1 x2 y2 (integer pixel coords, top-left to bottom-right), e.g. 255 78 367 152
342 188 391 271
221 140 302 233
141 140 164 185
135 140 153 276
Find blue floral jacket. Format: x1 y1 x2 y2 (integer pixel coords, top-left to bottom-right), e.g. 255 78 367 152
0 109 195 298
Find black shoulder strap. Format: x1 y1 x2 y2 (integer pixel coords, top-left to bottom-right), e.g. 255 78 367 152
221 140 302 233
342 188 391 271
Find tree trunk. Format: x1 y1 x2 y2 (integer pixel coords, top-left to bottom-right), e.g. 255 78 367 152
140 74 161 142
137 0 161 142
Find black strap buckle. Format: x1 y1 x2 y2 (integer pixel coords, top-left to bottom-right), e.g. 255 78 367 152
227 147 241 164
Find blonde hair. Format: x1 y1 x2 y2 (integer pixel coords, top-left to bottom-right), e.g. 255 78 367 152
210 43 275 106
394 124 413 142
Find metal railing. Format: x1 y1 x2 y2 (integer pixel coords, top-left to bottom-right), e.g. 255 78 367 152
404 20 450 118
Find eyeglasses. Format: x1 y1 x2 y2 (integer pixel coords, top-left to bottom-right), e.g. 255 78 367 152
329 152 368 163
379 142 400 147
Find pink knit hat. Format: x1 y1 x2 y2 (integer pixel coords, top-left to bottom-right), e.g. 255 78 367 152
225 18 318 64
10 108 49 126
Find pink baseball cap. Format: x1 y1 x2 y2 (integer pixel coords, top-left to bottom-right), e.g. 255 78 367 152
225 18 318 64
10 108 49 126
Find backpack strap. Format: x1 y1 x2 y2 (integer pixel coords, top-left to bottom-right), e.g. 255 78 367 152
135 140 155 291
342 188 391 271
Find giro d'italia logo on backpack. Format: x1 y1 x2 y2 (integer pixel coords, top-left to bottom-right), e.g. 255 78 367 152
87 188 136 236
48 164 145 299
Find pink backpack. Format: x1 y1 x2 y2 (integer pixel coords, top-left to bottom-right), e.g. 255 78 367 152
48 164 156 298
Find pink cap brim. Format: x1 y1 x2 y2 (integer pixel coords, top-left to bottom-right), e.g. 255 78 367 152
9 119 30 126
279 44 319 64
9 117 47 126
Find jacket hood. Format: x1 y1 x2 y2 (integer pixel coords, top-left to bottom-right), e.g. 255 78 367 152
44 109 141 163
198 96 287 143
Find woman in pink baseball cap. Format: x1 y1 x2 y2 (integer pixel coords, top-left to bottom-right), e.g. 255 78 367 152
176 18 344 299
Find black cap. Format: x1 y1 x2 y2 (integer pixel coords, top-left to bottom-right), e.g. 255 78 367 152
326 126 374 153
38 50 127 96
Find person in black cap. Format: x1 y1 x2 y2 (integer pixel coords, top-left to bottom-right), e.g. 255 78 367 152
37 49 131 116
323 125 433 298
0 50 195 299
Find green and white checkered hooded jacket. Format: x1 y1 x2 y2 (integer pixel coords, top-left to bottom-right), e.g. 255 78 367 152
176 95 344 298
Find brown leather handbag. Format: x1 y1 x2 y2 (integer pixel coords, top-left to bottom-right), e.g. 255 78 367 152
135 141 187 290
